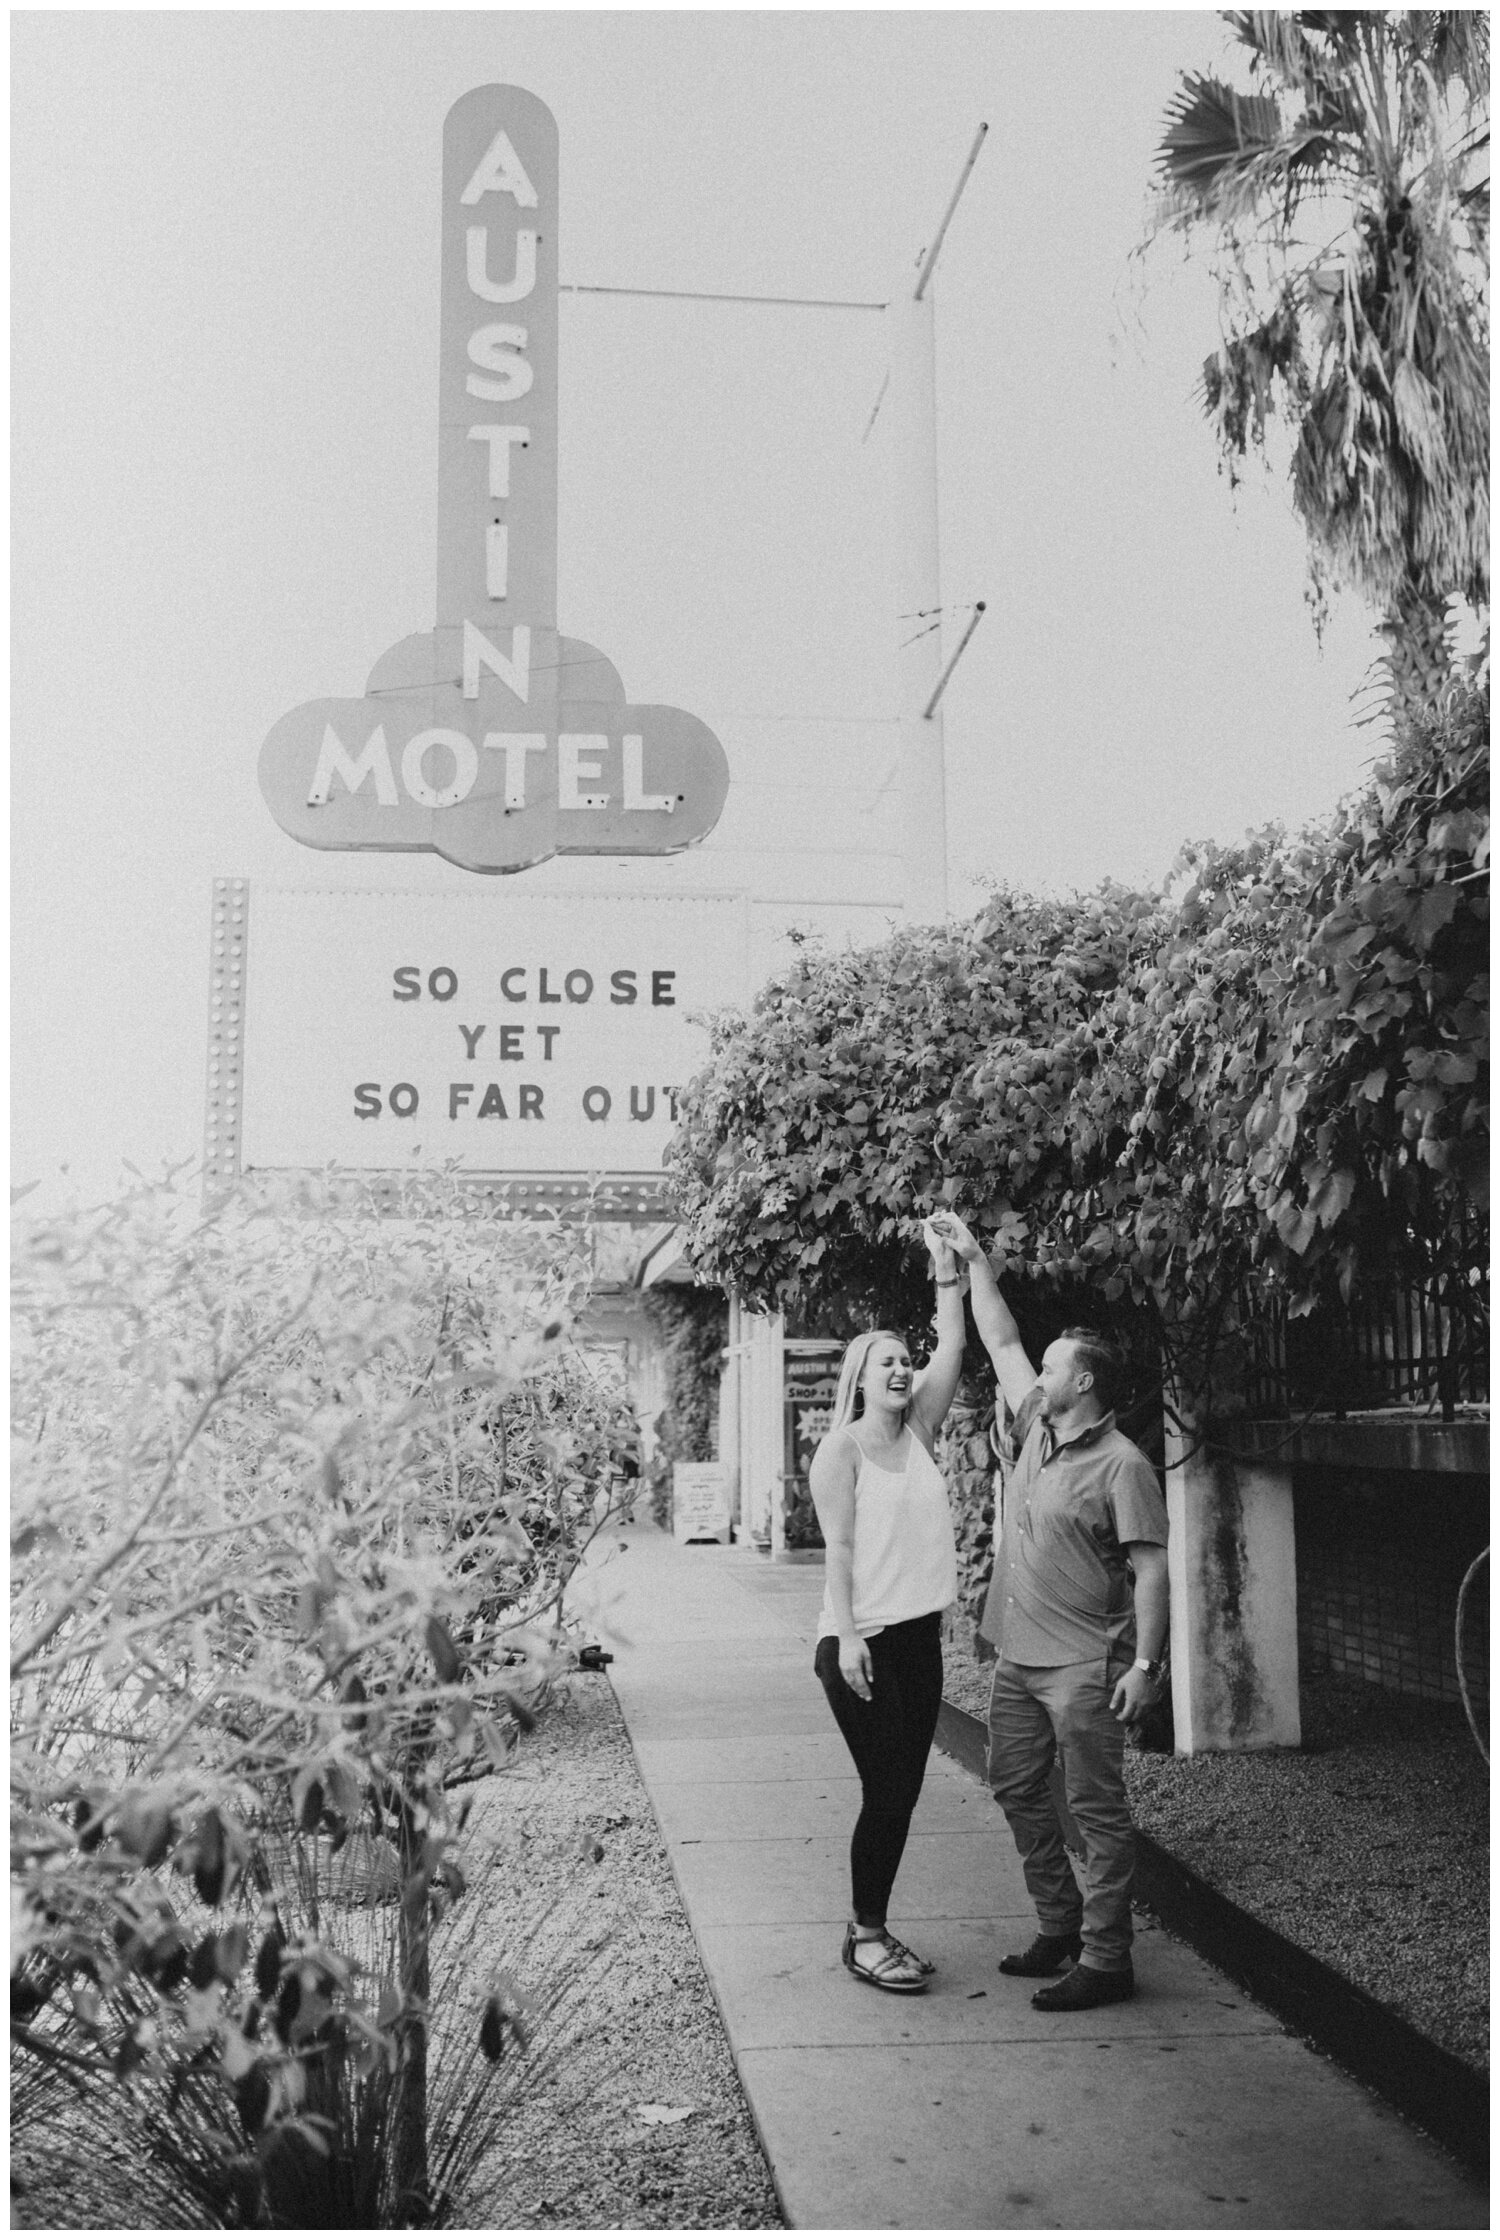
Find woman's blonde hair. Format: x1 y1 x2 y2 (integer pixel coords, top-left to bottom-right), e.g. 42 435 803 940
829 1329 909 1434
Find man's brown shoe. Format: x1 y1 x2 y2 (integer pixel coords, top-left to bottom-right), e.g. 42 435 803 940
997 1931 1083 1977
1030 1962 1135 2010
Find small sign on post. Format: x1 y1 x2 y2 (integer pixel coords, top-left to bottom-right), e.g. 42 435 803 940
673 1462 731 1545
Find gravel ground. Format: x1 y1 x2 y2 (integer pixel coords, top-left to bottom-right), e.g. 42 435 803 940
449 1675 785 2230
942 1631 1489 2071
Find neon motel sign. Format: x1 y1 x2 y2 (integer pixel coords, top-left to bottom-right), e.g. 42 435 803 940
258 86 730 873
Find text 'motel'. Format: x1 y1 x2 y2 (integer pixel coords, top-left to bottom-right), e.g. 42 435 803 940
258 86 730 872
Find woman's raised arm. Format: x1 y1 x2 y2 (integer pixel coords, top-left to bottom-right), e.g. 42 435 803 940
928 1210 1036 1416
909 1220 967 1442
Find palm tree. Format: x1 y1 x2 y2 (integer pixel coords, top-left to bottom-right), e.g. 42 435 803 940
1153 12 1488 721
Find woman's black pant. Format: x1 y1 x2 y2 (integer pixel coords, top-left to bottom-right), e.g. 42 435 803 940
814 1610 943 1923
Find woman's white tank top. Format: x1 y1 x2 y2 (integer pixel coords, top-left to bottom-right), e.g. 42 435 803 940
816 1427 959 1639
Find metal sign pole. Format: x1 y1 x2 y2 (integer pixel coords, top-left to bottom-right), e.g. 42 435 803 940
889 123 988 928
890 282 949 926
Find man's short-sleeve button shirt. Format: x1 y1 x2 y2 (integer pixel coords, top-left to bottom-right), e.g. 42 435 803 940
980 1388 1168 1666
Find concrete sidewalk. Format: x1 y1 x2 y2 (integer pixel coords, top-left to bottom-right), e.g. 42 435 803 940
576 1523 1486 2230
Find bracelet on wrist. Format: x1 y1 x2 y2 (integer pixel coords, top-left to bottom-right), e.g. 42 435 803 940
935 1276 962 1288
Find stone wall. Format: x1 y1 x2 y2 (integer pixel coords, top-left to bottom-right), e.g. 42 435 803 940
937 1389 997 1641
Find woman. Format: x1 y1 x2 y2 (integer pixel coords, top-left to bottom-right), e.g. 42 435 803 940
808 1221 967 1994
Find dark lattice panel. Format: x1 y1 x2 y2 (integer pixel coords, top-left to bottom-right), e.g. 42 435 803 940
1295 1469 1489 1710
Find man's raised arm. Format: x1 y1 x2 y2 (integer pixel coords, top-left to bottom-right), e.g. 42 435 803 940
927 1211 1036 1415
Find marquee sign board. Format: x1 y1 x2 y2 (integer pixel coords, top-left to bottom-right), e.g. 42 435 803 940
206 883 748 1214
258 86 729 874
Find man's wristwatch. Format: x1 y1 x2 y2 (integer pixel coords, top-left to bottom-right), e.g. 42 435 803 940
1133 1656 1165 1681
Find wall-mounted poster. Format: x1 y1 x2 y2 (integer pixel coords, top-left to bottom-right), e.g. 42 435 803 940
782 1343 843 1551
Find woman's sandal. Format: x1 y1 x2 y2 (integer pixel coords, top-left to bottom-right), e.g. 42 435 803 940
882 1931 936 1977
841 1922 930 1994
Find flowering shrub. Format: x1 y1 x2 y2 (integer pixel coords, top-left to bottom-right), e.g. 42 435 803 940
10 1168 636 2223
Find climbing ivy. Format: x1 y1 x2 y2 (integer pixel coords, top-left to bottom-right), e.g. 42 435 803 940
666 885 1158 1332
667 687 1488 1406
1240 678 1488 1299
641 1287 728 1527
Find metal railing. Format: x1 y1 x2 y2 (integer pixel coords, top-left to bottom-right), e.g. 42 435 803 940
1239 1273 1489 1421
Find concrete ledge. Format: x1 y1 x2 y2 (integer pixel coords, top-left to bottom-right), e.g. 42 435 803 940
932 1701 1488 2179
1221 1414 1488 1476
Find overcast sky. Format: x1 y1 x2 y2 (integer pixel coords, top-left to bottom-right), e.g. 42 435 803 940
12 8 1384 1204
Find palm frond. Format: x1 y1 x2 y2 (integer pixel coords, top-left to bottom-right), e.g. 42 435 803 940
1456 172 1489 230
1229 11 1365 105
1159 72 1286 194
1227 11 1320 86
1416 11 1490 105
1147 4 1489 680
1446 111 1491 171
1200 289 1310 464
1158 70 1363 230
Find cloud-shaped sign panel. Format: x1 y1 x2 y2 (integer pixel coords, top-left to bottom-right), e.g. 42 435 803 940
258 628 731 874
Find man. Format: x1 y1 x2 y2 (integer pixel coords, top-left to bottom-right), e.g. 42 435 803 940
930 1214 1168 2011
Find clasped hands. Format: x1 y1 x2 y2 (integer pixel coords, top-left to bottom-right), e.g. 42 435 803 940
922 1210 984 1268
920 1214 984 1302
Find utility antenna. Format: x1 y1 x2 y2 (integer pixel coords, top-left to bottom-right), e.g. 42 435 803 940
914 123 988 301
923 603 986 720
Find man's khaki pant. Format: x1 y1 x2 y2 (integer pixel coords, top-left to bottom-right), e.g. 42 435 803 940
987 1655 1135 1972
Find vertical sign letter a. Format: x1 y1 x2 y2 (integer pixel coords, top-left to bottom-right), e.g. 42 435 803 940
461 130 538 207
